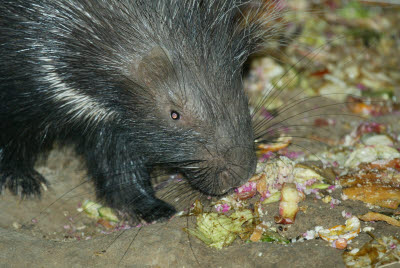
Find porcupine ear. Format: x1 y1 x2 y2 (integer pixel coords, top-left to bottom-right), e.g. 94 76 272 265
136 46 175 88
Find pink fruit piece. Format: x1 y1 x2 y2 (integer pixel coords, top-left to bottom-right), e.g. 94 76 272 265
275 183 305 224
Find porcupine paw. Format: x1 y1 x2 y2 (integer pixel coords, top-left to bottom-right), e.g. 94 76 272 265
0 168 48 198
138 199 177 223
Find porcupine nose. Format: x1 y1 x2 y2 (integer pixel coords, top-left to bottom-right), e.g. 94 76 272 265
218 146 257 194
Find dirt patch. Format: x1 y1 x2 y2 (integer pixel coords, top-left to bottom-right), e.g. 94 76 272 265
1 111 399 267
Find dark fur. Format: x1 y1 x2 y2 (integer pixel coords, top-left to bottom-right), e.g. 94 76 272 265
0 0 281 222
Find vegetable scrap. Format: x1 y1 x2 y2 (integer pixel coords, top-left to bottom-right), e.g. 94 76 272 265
339 158 400 209
318 217 361 247
82 200 119 223
79 200 127 231
359 212 400 228
343 235 400 268
343 186 400 210
184 200 255 249
249 156 329 203
258 229 290 244
257 136 292 154
274 183 305 224
184 211 254 249
346 95 400 117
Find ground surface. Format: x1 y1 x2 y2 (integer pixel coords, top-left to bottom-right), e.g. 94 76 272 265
1 110 399 268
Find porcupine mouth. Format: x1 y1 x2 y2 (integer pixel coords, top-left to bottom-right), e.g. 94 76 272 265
182 146 258 196
183 167 253 197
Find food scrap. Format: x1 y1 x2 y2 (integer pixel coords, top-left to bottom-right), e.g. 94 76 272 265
249 156 330 203
343 235 400 268
340 158 400 209
257 136 292 154
184 208 254 249
359 212 400 227
274 183 305 224
81 200 119 227
318 216 361 249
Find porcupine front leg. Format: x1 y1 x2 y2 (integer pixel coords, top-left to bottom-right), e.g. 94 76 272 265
0 135 49 198
84 133 176 223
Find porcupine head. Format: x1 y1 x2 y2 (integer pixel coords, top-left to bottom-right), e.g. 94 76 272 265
113 1 282 219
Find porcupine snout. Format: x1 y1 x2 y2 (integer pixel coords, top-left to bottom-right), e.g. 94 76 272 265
216 145 257 194
189 136 257 196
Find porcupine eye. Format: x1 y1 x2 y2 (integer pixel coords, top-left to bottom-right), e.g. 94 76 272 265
170 110 180 120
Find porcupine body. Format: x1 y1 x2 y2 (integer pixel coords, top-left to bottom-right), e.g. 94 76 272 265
0 0 279 222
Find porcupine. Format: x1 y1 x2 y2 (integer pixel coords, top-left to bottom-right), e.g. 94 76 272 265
0 0 283 222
